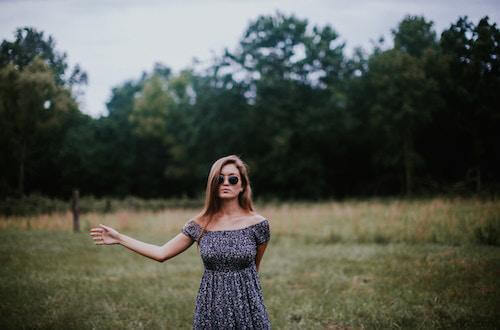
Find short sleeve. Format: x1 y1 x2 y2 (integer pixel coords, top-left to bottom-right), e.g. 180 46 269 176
182 220 200 241
253 219 270 245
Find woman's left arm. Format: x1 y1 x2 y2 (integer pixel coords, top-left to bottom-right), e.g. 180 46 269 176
255 243 268 272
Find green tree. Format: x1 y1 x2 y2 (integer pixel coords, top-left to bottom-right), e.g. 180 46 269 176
128 67 198 190
365 16 441 196
439 16 500 192
0 26 87 88
0 58 78 196
393 15 437 57
0 27 86 197
218 12 349 198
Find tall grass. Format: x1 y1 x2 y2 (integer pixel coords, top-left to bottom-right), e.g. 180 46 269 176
2 197 498 246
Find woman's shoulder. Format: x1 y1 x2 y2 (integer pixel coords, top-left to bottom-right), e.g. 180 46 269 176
249 213 271 245
182 217 203 240
246 213 268 226
187 216 204 228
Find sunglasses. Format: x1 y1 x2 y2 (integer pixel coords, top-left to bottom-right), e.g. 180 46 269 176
217 175 239 185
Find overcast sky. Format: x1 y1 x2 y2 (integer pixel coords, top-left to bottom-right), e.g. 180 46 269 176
1 0 499 117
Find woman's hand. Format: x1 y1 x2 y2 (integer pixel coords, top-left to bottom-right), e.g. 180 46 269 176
90 224 121 245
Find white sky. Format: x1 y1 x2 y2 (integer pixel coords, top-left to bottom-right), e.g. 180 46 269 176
1 0 499 117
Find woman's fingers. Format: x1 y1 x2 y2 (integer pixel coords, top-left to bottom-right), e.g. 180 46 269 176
90 233 103 240
89 227 109 245
90 225 116 245
99 224 110 231
90 228 104 243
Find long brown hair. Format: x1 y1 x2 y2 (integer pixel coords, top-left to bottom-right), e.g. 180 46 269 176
195 155 254 243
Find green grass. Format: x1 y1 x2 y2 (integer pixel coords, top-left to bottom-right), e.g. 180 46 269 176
0 198 499 329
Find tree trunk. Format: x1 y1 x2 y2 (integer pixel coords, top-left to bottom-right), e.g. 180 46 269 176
403 133 414 197
476 167 481 193
72 189 80 233
17 140 26 197
473 138 482 193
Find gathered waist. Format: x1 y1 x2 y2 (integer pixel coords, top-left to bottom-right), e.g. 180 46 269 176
203 263 256 273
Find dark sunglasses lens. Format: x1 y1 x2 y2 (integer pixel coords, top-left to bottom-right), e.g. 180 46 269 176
217 175 224 184
228 176 239 185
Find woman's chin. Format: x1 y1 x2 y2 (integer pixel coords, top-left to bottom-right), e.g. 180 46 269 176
219 193 237 200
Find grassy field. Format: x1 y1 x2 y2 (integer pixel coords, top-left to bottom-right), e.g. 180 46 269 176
0 198 499 329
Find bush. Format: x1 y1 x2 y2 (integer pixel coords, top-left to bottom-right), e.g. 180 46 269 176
473 217 500 246
0 194 68 216
0 195 203 217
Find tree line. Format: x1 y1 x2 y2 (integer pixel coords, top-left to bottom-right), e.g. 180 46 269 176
1 13 499 201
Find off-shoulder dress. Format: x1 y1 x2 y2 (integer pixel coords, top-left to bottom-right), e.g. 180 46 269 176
181 218 271 329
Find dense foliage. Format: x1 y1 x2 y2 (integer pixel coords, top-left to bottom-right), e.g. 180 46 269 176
1 14 499 201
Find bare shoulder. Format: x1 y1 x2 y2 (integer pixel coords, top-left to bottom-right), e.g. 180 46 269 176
247 213 267 226
191 216 205 227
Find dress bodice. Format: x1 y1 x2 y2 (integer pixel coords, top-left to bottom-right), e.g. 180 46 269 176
182 219 270 272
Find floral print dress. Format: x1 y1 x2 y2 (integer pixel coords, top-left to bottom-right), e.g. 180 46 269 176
181 219 271 329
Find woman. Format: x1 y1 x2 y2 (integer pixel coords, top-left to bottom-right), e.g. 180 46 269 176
90 155 271 329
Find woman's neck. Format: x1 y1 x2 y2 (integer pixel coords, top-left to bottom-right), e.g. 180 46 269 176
218 198 247 218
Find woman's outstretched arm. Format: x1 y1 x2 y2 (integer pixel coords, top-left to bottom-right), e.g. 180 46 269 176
90 224 194 263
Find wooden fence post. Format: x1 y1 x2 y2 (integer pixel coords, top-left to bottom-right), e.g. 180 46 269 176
72 189 80 233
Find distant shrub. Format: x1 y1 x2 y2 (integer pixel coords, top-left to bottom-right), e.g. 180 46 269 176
0 194 68 216
373 233 390 245
473 217 500 246
0 195 203 217
325 231 343 244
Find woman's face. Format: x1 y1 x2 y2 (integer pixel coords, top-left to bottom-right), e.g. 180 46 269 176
217 163 243 200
